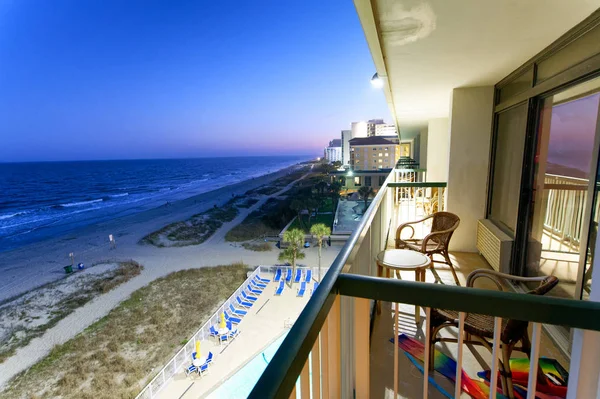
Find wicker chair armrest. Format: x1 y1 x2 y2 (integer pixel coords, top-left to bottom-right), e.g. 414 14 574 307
467 269 553 289
396 215 435 241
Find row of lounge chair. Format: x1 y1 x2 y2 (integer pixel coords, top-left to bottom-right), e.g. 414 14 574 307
274 268 313 284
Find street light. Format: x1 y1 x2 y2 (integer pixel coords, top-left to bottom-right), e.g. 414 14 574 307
371 72 384 88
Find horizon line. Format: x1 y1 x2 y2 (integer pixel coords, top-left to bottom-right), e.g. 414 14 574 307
0 154 320 164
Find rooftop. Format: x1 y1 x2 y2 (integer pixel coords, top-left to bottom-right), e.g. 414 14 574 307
349 136 396 146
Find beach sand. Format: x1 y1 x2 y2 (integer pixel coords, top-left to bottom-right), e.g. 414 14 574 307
0 163 343 390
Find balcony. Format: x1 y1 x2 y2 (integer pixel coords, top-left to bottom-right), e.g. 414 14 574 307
249 168 600 399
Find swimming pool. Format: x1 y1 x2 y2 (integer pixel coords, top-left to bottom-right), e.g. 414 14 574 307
206 332 290 398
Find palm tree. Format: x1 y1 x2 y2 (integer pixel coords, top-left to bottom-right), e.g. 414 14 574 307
358 186 374 213
278 228 305 287
310 223 331 282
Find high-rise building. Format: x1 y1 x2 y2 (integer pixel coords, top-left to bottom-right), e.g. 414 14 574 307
367 119 385 136
324 139 342 163
374 123 397 137
350 121 368 138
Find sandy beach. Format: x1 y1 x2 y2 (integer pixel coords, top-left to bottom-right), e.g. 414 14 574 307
0 162 342 390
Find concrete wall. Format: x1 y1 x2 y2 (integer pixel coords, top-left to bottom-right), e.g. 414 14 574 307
419 128 428 171
426 118 450 182
446 87 494 252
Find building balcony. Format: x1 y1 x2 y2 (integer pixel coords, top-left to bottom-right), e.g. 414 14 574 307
248 168 600 399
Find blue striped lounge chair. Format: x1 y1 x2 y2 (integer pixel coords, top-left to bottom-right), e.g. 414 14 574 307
236 296 253 308
246 284 262 295
229 303 247 316
297 281 306 297
285 268 292 282
257 275 270 283
250 280 266 291
275 280 285 296
274 268 282 282
241 290 258 302
305 269 312 282
252 277 267 288
294 268 302 283
224 310 242 324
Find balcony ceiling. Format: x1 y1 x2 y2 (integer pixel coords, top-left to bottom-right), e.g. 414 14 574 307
355 0 600 128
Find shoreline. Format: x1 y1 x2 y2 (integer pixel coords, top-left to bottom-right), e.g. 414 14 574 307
0 163 307 302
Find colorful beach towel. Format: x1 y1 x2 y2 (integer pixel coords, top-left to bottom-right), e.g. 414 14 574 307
390 334 507 399
478 357 568 399
391 334 568 399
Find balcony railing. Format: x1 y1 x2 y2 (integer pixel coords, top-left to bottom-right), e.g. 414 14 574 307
543 174 590 252
249 169 600 399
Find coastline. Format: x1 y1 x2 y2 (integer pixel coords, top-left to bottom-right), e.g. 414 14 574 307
0 163 305 303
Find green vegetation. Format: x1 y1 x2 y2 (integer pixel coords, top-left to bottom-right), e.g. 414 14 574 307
288 213 334 233
278 229 305 287
241 242 272 252
0 261 142 364
310 223 331 282
358 186 374 212
225 198 295 242
2 263 249 399
141 204 239 247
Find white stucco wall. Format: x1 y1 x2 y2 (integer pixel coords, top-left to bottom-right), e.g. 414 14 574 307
446 87 494 252
426 118 449 182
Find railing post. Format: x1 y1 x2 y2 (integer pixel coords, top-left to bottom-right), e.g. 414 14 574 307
311 335 321 399
354 297 370 398
327 295 341 398
300 357 310 399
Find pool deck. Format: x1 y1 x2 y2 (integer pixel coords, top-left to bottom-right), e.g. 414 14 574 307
156 272 312 399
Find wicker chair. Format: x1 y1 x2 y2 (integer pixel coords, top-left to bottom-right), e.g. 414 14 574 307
428 269 559 399
395 212 460 285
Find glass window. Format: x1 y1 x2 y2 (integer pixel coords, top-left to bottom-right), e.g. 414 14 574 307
489 103 528 233
365 176 372 186
525 79 600 301
354 176 361 185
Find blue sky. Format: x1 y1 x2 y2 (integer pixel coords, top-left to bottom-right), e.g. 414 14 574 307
0 0 390 162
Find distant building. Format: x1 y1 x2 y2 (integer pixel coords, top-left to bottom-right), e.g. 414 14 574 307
341 130 352 166
351 121 368 138
330 169 391 191
329 139 342 148
349 136 401 171
324 139 342 163
367 119 385 136
374 123 397 137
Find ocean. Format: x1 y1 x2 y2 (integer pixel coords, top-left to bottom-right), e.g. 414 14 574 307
0 156 309 252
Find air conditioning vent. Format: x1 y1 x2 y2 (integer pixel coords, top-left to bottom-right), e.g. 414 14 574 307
477 219 513 273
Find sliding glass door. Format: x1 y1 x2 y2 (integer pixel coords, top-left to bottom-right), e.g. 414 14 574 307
525 77 600 300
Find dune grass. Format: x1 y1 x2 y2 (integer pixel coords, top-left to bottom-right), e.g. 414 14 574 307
241 242 272 252
140 204 239 247
2 263 249 399
0 260 142 364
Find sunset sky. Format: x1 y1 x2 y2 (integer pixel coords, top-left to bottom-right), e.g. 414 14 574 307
0 1 391 162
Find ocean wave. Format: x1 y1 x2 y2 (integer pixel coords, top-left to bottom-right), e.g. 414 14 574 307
58 199 103 208
108 193 129 198
0 211 28 221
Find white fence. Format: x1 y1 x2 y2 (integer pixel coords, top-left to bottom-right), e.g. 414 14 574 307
135 265 318 399
543 174 591 252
